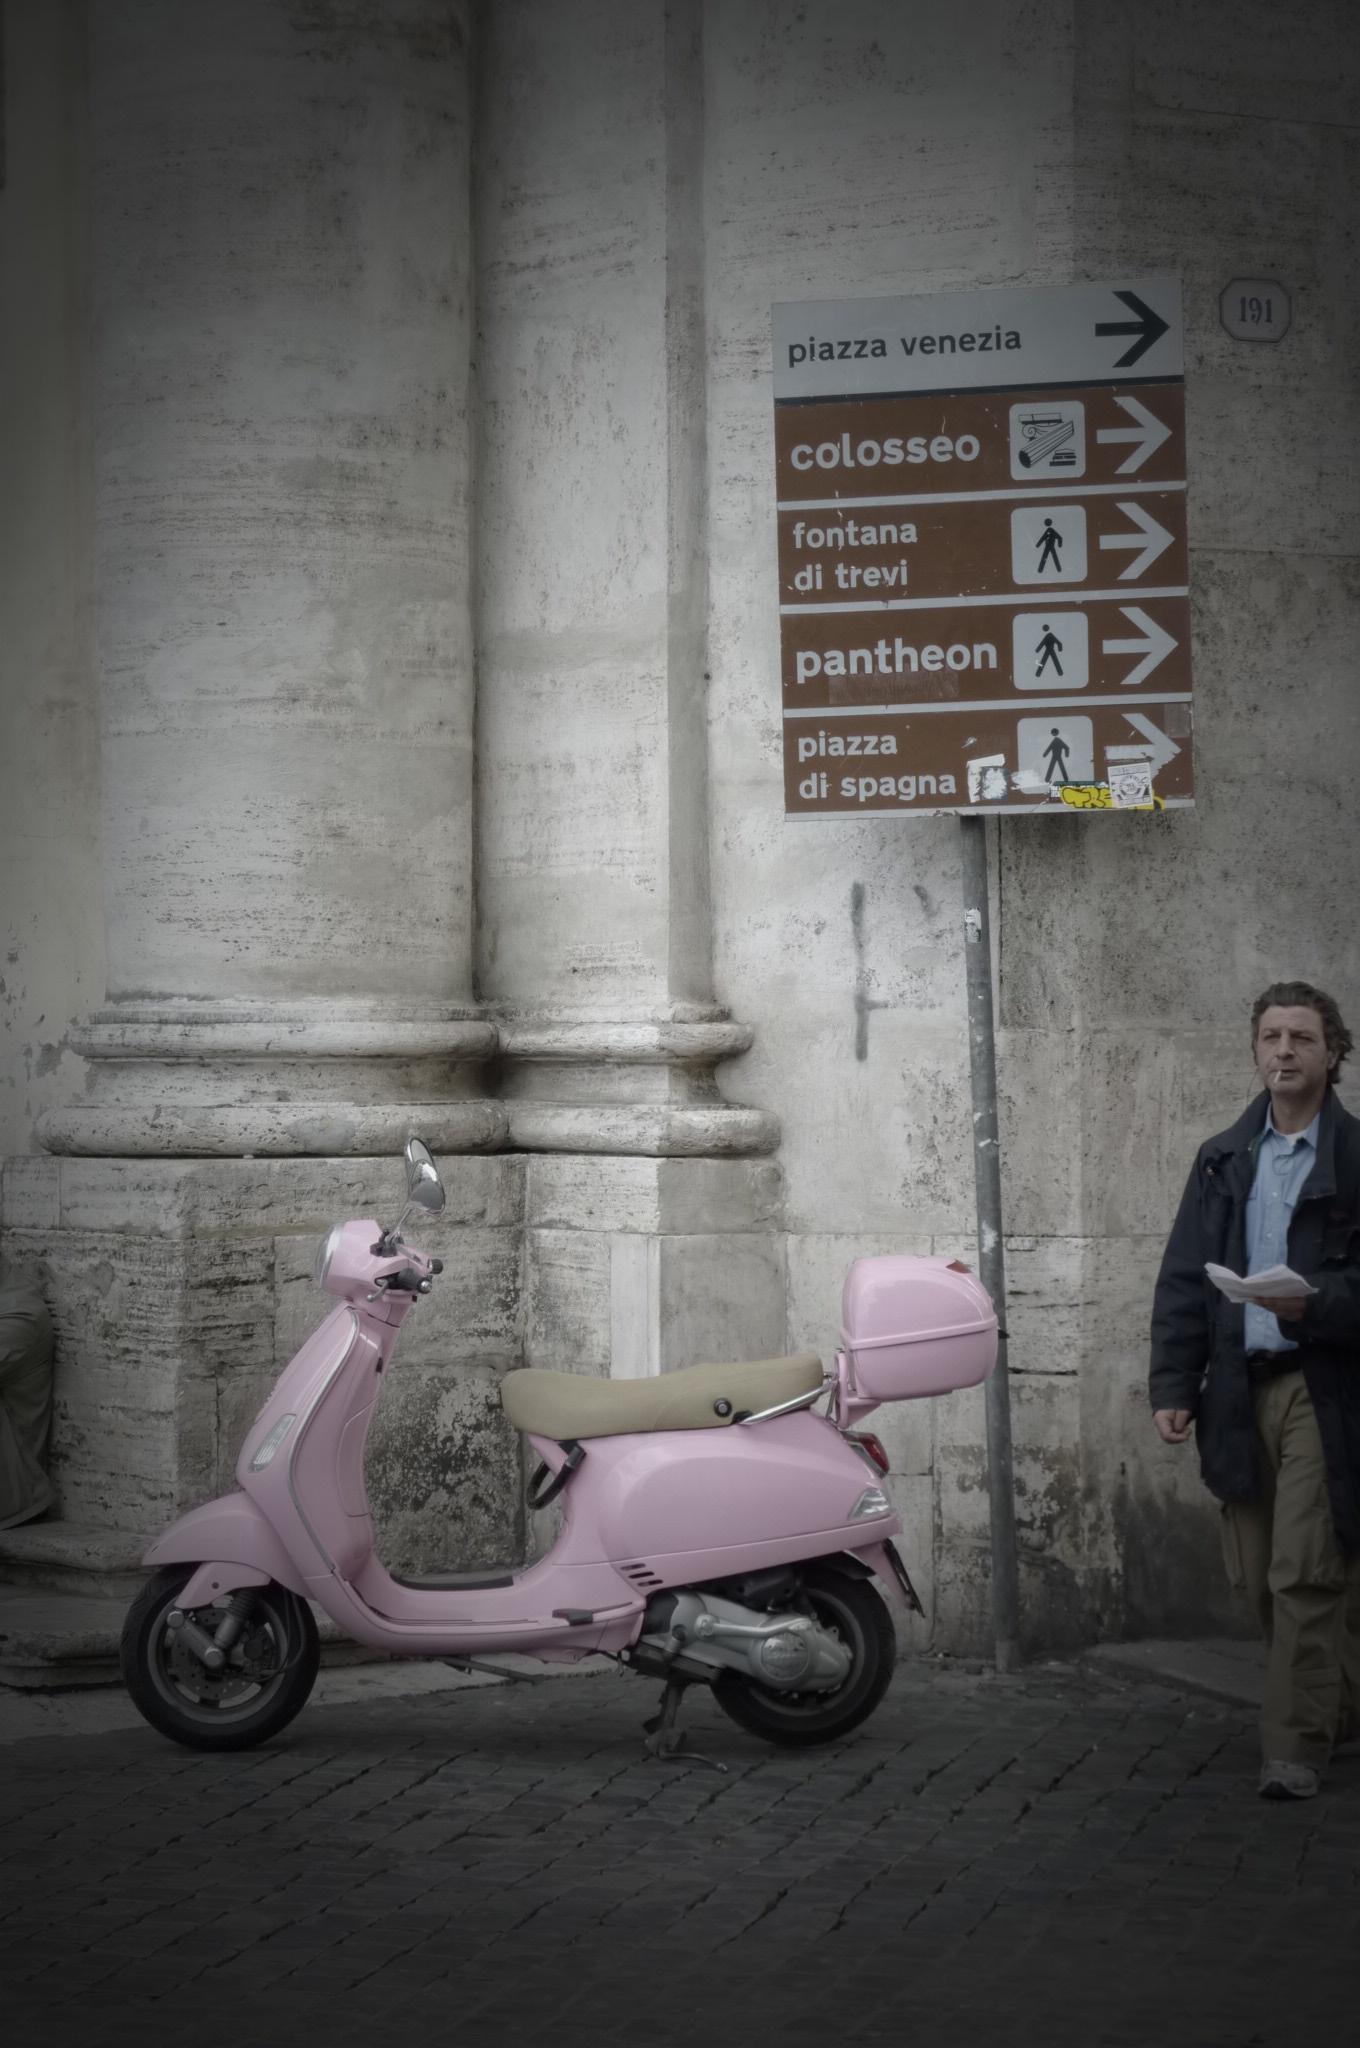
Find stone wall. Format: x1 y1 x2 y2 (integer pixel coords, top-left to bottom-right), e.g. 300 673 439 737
0 1 103 1157
0 1154 525 1575
2 0 1357 1650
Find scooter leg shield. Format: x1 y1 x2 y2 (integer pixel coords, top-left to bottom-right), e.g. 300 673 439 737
143 1493 308 1597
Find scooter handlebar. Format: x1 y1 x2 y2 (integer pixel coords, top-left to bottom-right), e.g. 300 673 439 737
381 1267 433 1294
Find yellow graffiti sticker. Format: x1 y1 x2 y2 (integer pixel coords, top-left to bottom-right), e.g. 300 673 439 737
1057 782 1163 811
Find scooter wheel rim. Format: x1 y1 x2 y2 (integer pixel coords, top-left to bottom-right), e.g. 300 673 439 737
145 1582 295 1728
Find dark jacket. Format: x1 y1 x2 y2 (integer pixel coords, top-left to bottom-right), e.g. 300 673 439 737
1150 1087 1360 1553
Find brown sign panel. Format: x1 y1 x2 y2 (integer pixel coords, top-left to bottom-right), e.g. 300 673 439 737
783 704 1193 817
780 595 1192 707
773 283 1192 816
773 384 1187 498
776 490 1188 606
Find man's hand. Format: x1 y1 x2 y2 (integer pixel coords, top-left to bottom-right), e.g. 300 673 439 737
1153 1408 1193 1445
1243 1293 1305 1319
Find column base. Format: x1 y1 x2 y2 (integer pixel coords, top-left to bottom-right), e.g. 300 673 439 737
38 1100 508 1158
37 1001 502 1159
495 1010 779 1157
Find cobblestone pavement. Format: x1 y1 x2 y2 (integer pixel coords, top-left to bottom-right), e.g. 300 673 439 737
2 1655 1358 2048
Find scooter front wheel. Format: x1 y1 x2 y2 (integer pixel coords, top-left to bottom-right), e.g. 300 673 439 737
121 1566 320 1752
712 1566 896 1747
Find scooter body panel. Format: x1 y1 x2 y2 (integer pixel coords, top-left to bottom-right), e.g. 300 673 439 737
287 1405 900 1655
586 1410 888 1560
235 1304 388 1580
143 1493 309 1598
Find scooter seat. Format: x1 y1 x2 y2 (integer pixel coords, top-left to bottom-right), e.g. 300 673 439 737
500 1354 824 1439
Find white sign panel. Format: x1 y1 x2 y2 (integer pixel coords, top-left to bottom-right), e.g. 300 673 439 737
773 277 1183 401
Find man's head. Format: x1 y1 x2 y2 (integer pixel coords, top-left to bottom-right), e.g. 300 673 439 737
1251 980 1352 1109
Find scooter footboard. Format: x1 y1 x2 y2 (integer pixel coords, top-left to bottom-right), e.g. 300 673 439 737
143 1492 308 1600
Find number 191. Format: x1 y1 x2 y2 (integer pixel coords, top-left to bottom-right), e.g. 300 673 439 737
1240 296 1273 325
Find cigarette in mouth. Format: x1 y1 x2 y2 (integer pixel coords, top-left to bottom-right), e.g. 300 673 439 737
1271 1070 1285 1084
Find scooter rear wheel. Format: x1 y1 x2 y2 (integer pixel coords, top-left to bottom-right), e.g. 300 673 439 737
712 1566 896 1747
121 1566 320 1752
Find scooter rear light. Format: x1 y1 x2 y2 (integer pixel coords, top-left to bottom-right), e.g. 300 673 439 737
249 1413 297 1471
846 1431 891 1475
848 1485 892 1521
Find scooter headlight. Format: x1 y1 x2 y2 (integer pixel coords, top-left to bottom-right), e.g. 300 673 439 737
249 1413 297 1471
314 1222 344 1289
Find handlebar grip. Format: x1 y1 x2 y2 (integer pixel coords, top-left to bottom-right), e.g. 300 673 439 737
385 1268 428 1292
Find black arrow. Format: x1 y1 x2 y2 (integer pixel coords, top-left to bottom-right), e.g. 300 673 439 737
1094 289 1170 368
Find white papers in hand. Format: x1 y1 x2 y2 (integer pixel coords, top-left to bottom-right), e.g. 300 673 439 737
1204 1262 1318 1304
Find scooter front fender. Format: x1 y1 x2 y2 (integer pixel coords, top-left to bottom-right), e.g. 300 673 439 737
143 1492 308 1600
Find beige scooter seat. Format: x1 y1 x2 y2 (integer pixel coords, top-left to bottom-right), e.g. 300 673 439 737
500 1354 824 1440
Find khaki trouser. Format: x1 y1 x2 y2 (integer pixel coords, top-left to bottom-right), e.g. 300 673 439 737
1221 1369 1360 1769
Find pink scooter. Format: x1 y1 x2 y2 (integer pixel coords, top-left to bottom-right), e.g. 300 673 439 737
121 1141 997 1758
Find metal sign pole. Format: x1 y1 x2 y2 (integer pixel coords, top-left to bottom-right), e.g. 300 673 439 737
959 814 1021 1673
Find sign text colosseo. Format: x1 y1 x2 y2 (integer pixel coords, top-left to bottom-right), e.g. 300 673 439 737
773 279 1191 817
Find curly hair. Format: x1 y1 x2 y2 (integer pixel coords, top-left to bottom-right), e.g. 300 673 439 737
1251 981 1354 1076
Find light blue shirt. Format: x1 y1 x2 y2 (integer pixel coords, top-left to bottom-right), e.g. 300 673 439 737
1244 1106 1319 1354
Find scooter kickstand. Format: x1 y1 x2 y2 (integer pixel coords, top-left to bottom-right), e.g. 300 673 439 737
642 1677 727 1772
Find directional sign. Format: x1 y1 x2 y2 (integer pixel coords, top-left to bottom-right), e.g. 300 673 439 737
1093 290 1171 367
773 277 1192 815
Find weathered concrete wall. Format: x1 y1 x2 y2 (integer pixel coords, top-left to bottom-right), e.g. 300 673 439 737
993 0 1360 1642
0 2 103 1157
702 1 1080 1649
4 0 1357 1652
702 0 1359 1649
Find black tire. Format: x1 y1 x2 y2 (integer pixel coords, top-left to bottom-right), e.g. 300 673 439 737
120 1566 320 1752
713 1565 897 1748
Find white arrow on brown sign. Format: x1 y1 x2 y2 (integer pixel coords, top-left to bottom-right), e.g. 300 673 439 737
1101 606 1178 688
1105 710 1181 779
1098 501 1175 581
1095 395 1173 475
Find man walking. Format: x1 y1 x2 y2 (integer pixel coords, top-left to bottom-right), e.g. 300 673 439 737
1150 981 1360 1799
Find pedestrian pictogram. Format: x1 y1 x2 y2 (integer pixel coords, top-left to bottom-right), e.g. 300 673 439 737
1034 626 1064 678
1013 612 1088 691
773 275 1191 814
1010 506 1088 585
1015 716 1095 791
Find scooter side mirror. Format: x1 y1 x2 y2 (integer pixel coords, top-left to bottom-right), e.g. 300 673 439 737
403 1137 445 1215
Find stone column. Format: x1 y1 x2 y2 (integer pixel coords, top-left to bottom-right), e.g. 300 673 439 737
37 0 493 1158
474 1 785 1387
2 3 526 1589
475 0 774 1155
